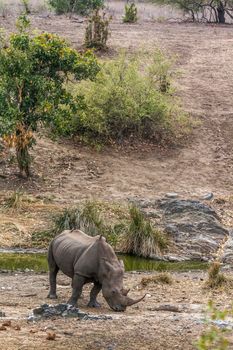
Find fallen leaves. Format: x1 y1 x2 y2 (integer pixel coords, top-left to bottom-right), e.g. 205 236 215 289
46 331 56 341
0 321 21 331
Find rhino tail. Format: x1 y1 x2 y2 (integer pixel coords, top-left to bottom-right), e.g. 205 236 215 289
48 241 56 269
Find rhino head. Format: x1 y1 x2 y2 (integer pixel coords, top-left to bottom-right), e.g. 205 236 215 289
99 255 146 312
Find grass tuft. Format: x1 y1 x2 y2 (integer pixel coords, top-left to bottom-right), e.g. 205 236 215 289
120 205 168 258
205 261 231 289
4 190 24 210
140 272 173 287
53 201 103 236
32 202 168 254
31 201 122 247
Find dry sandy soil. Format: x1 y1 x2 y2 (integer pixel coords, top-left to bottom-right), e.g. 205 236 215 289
1 270 233 350
0 1 233 349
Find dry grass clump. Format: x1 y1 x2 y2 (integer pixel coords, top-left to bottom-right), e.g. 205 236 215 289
0 192 61 248
3 190 24 210
1 190 54 212
205 261 232 289
31 201 168 253
120 205 168 258
140 272 173 287
32 200 124 247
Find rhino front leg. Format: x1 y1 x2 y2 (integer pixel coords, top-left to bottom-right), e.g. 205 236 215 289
67 274 85 306
88 282 102 308
47 265 59 299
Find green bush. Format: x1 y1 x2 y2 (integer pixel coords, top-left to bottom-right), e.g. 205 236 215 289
70 50 190 145
123 2 138 23
196 301 230 350
120 205 168 257
48 0 104 15
85 9 111 50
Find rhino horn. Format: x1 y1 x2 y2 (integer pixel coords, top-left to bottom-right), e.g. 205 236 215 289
121 288 130 296
123 294 146 307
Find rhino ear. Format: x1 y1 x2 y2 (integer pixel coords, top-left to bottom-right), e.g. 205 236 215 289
99 235 106 241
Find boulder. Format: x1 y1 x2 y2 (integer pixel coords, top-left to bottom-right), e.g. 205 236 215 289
134 198 229 262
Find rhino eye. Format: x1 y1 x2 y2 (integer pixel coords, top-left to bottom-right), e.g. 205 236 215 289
112 289 117 295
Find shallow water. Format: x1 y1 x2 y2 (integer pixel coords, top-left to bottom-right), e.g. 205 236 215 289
0 252 208 272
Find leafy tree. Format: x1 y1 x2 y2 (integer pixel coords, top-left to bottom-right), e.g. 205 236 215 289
0 15 99 177
152 0 233 23
48 0 104 16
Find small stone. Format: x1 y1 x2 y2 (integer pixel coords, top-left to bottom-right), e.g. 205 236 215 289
165 193 178 198
212 320 233 329
0 311 6 317
63 331 74 336
201 193 214 200
144 210 160 218
27 316 35 322
2 320 11 327
44 325 56 331
107 345 116 350
150 304 181 313
14 325 21 331
29 329 38 333
0 325 7 331
172 316 181 321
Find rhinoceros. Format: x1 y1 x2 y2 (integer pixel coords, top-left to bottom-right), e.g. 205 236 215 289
47 230 145 311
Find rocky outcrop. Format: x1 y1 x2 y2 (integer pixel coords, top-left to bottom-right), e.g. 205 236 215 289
131 198 229 262
221 230 233 264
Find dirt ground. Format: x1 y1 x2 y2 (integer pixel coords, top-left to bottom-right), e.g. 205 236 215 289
0 2 233 201
1 270 233 350
0 1 233 349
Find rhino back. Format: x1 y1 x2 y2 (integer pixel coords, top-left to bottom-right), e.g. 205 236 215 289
51 230 98 278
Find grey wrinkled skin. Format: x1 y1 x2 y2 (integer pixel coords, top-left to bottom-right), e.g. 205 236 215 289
47 230 145 312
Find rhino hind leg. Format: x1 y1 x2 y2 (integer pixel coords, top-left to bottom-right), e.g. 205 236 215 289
87 282 102 308
47 264 59 299
47 244 59 300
